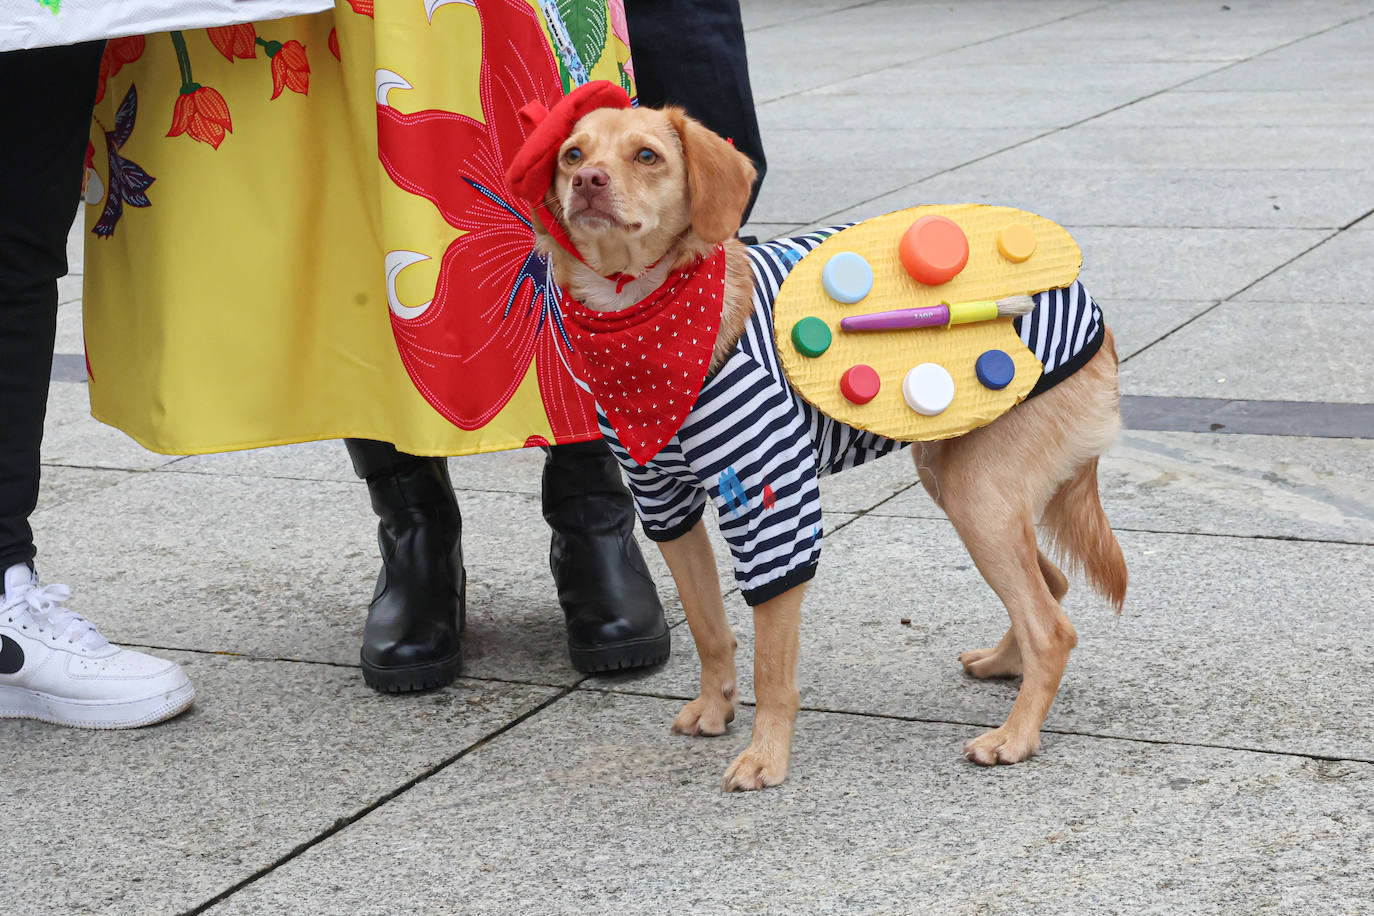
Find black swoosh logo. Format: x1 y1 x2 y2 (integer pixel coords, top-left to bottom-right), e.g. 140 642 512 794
0 634 24 675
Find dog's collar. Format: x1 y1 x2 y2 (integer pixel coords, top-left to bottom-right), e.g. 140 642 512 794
560 245 727 464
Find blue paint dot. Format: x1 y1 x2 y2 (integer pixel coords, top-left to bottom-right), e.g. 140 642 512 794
821 251 874 304
975 349 1016 390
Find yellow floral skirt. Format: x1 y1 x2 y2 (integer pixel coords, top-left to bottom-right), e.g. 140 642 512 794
83 0 633 456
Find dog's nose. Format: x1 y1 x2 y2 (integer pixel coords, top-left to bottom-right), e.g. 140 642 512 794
571 167 610 193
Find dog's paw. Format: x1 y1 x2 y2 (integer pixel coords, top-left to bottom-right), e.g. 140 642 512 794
671 693 735 737
722 742 788 791
958 645 1023 679
963 726 1039 766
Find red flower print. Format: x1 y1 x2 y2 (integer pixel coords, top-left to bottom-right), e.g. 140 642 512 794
208 24 257 61
95 36 145 104
346 0 374 16
762 484 776 510
376 0 598 441
328 28 341 61
268 40 310 99
167 86 233 149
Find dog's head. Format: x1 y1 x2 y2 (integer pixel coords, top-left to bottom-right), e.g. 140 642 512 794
542 105 756 273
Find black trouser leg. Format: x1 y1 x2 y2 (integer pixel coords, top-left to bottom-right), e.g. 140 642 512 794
626 0 767 227
0 42 104 572
543 438 669 673
345 438 465 692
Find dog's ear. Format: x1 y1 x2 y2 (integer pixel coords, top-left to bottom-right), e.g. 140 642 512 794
665 107 757 245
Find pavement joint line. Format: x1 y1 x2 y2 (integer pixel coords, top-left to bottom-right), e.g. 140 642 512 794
804 8 1374 229
179 683 580 916
1118 226 1343 365
567 682 1374 767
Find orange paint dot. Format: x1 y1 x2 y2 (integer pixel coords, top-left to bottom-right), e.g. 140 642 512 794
898 215 969 285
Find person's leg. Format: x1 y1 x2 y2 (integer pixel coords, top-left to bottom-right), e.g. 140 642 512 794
345 438 465 692
542 438 669 673
0 42 104 570
0 43 193 728
625 0 767 227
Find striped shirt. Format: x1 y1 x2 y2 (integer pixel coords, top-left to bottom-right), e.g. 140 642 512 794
594 229 1104 606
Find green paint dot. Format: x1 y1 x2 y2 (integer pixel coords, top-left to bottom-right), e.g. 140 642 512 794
791 317 832 358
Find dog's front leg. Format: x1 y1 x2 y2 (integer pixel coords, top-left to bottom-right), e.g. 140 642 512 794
658 519 738 737
722 584 804 791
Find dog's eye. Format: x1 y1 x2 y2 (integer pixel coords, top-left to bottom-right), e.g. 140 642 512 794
564 147 583 165
636 148 658 165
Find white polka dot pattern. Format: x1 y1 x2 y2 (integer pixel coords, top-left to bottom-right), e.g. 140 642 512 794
560 246 728 464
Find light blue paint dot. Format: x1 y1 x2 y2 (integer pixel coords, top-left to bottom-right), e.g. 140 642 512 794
821 251 875 304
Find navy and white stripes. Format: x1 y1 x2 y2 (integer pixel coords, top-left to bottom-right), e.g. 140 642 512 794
597 230 1105 606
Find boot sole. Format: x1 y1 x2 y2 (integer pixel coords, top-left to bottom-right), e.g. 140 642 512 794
361 652 462 693
568 628 671 675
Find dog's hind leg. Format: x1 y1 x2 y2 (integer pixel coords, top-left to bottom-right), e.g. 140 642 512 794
659 519 738 737
947 501 1077 765
957 549 1067 679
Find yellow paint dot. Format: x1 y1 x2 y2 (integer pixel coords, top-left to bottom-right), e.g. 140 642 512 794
996 222 1037 263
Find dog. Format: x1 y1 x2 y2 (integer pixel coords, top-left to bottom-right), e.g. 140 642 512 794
512 91 1127 791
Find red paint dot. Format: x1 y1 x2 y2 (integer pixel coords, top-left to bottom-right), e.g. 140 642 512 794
840 364 882 404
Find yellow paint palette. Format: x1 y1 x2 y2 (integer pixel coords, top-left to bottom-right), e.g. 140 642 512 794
774 204 1083 442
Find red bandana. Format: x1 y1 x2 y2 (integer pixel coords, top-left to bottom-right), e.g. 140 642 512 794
561 247 727 465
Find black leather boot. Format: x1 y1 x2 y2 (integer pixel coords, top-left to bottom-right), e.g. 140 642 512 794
543 439 670 673
346 439 465 692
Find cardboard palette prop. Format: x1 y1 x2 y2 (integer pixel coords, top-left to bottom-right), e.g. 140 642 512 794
774 204 1083 441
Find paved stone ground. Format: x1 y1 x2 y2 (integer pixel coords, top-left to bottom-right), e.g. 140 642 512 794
7 1 1374 913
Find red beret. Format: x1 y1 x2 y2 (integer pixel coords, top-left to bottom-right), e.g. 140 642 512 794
505 80 632 210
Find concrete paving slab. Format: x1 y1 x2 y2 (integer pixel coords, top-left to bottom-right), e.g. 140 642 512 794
56 272 82 306
871 430 1374 544
203 691 1374 916
1101 88 1374 128
807 57 1219 100
741 1 1106 102
26 472 698 684
53 300 84 355
762 126 1033 175
943 1 1367 64
758 88 1128 131
41 382 181 471
1068 226 1330 304
0 652 556 916
741 222 806 243
1229 7 1374 61
749 167 932 225
739 0 875 33
1100 298 1218 360
843 166 1374 230
980 124 1374 171
1175 55 1374 92
595 515 1374 761
1118 299 1373 403
33 464 136 516
1236 229 1374 302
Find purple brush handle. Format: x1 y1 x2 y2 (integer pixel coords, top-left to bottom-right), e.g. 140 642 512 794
840 304 950 331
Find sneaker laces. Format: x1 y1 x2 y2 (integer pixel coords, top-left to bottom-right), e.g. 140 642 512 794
1 581 111 652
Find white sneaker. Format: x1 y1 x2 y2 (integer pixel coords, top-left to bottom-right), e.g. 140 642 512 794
0 563 194 729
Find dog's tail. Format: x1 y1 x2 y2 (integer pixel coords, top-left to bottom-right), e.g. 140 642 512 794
1040 457 1127 611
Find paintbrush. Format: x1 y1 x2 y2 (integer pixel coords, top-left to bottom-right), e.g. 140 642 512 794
839 295 1036 332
